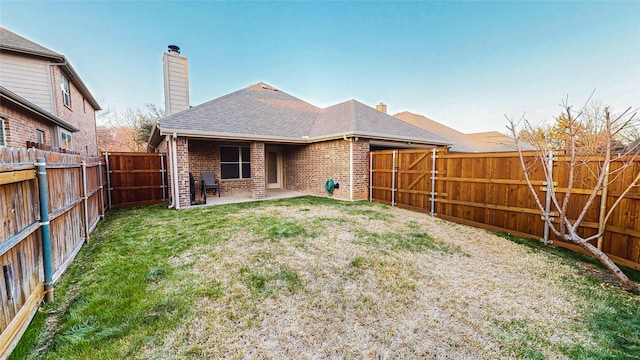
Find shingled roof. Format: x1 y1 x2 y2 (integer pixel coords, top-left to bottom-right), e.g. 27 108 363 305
394 111 485 152
394 111 535 152
156 82 449 146
0 27 62 58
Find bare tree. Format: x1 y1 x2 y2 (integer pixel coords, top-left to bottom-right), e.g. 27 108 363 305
96 104 163 152
507 100 640 290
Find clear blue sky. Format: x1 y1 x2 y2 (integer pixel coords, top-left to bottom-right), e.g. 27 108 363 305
2 1 639 133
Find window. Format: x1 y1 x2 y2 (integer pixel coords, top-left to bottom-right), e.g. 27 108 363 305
220 146 251 179
0 118 6 146
36 130 45 144
60 130 72 151
61 75 71 108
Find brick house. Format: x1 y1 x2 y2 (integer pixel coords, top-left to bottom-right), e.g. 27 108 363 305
0 27 101 155
147 46 450 208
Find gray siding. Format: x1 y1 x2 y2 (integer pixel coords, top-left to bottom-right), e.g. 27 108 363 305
0 53 53 112
163 53 189 116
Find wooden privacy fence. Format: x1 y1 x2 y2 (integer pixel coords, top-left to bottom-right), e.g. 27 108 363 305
370 149 640 270
104 152 167 208
0 148 107 358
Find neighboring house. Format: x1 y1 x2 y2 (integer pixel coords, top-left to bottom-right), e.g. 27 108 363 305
148 46 450 208
393 111 535 152
0 27 101 155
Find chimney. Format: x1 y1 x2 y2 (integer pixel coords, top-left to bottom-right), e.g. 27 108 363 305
376 102 387 114
163 45 190 116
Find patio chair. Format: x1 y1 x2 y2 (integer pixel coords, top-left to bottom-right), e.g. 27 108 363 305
201 171 220 199
189 173 196 204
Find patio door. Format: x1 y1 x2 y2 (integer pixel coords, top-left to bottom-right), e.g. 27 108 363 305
266 148 282 189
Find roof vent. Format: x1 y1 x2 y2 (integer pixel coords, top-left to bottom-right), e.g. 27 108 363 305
167 45 180 54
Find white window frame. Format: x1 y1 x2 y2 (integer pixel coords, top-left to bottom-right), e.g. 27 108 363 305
60 130 73 151
220 146 251 179
61 75 71 108
0 118 6 146
36 129 45 144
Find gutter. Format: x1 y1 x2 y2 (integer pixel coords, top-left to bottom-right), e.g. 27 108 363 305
0 86 79 132
48 58 102 110
157 128 452 147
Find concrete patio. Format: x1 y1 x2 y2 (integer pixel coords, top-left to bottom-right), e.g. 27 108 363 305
184 189 306 208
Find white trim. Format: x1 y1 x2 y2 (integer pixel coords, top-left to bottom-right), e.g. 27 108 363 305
220 146 251 179
61 74 71 108
0 118 6 146
59 129 73 151
158 128 452 147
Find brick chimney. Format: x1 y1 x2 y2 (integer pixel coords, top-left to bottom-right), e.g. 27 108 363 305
163 45 190 116
376 102 387 114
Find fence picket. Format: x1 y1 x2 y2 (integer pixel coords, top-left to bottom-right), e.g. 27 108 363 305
370 149 640 270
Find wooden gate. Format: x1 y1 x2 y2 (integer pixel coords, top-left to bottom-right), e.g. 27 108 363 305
104 152 167 208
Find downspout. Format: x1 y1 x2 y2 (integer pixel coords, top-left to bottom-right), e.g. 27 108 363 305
36 158 54 302
172 133 180 209
173 133 180 210
167 135 174 208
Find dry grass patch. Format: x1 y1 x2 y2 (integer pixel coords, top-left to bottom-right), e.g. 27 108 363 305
14 198 639 360
150 203 591 359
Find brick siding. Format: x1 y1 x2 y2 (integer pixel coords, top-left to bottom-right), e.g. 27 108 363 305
250 142 266 199
284 138 370 201
187 140 254 196
51 67 99 156
163 137 371 205
0 101 56 148
175 137 190 208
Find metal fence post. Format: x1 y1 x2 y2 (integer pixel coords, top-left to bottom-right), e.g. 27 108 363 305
430 147 437 216
104 152 112 209
542 151 554 245
35 157 54 302
81 161 90 243
98 162 105 219
369 152 373 202
391 150 397 206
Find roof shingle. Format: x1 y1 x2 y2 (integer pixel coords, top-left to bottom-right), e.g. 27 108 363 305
0 27 62 59
160 82 450 145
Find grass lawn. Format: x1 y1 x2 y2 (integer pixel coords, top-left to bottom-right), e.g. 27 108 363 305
10 196 640 359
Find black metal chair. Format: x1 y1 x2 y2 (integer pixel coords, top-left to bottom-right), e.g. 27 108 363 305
201 171 220 199
189 173 196 205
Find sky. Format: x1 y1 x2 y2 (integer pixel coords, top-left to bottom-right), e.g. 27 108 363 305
1 1 639 133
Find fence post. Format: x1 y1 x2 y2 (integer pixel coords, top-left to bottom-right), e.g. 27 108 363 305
35 157 54 302
98 162 105 219
542 151 555 245
104 152 112 209
81 161 90 243
430 147 437 216
369 152 373 202
391 150 397 206
597 162 610 250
